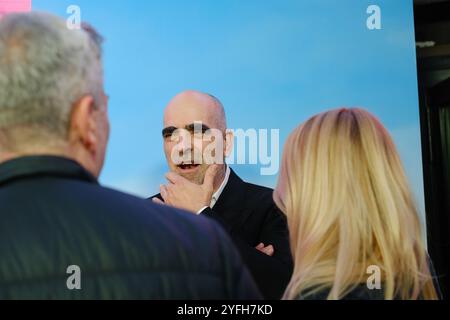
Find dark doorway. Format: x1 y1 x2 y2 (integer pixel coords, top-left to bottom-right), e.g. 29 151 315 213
415 0 450 299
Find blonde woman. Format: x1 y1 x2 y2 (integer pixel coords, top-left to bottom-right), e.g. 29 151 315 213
274 108 440 300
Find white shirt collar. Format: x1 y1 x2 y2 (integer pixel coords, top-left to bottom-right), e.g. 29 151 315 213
210 165 231 208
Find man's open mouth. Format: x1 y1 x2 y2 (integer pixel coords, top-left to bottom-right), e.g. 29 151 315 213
177 163 200 170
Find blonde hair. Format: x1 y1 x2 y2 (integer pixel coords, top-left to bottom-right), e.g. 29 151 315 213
274 108 438 300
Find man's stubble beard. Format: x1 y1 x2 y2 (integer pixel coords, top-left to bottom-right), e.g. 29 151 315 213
179 163 209 185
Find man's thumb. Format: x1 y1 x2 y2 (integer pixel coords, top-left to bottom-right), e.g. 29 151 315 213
203 164 219 189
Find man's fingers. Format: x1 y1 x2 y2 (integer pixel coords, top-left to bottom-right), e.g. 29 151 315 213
160 184 169 201
255 243 275 256
152 197 165 205
262 245 275 256
165 172 183 184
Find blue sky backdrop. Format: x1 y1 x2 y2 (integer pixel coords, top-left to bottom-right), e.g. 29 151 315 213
31 0 424 223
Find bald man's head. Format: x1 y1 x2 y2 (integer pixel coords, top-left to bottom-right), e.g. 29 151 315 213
164 90 227 132
161 90 232 185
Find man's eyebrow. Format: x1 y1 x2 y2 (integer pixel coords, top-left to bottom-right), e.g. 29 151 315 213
162 126 177 137
185 123 211 132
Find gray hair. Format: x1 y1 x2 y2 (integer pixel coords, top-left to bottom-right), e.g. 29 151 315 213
0 12 103 150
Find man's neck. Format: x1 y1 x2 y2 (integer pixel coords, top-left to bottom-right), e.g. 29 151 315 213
212 164 227 194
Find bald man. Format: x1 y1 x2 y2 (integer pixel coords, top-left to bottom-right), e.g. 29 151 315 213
150 90 293 299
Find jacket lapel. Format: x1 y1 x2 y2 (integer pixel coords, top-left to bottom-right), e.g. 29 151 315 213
208 169 254 234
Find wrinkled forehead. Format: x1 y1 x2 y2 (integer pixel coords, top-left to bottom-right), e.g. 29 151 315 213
163 99 219 129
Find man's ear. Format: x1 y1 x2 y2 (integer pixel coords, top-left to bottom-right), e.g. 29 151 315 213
224 129 234 157
69 95 97 152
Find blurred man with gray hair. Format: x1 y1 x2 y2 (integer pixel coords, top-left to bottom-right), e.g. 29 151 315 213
0 12 261 299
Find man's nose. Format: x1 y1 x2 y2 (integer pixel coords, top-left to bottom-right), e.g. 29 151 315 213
175 131 192 154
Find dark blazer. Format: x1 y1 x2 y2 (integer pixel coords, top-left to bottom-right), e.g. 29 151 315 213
0 156 261 300
152 168 293 299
